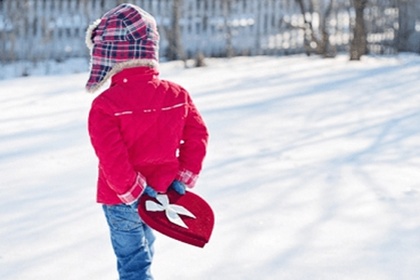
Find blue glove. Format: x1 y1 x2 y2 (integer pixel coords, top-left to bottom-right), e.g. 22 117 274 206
171 180 186 195
143 185 158 198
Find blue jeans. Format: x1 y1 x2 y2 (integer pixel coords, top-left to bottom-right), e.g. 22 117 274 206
103 201 155 280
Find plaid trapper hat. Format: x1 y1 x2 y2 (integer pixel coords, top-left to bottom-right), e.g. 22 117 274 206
85 3 159 92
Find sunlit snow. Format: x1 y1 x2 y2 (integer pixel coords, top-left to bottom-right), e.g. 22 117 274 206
1 54 420 280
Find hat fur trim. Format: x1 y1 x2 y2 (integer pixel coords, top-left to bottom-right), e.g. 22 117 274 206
85 19 101 50
86 59 159 93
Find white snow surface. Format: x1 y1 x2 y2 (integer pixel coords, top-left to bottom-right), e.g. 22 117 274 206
1 54 420 280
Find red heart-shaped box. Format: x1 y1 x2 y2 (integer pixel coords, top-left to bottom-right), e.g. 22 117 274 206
138 189 214 247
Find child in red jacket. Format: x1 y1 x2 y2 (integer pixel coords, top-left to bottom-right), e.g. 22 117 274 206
85 4 208 279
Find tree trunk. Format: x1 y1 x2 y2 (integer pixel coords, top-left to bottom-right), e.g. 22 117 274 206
166 0 184 61
350 0 368 60
398 0 419 52
223 0 234 58
319 0 336 58
295 0 336 57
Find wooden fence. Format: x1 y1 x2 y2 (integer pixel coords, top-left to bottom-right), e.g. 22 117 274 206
0 0 419 65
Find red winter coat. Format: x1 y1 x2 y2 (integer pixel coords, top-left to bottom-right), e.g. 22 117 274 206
88 67 209 205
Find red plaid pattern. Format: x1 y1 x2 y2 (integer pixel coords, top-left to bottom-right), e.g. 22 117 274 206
118 172 147 204
176 169 199 188
85 4 159 92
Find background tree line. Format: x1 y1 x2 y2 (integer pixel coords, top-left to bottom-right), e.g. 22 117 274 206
0 0 419 71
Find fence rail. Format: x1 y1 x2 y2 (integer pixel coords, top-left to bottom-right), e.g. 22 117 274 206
0 0 419 66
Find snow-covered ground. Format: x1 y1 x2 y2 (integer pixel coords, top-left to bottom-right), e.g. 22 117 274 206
1 54 420 280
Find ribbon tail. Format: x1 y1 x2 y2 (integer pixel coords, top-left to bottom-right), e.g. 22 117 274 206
169 205 196 219
155 194 169 206
145 200 165 212
166 209 189 228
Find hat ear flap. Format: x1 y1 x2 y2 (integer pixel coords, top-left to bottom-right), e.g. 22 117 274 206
85 19 101 50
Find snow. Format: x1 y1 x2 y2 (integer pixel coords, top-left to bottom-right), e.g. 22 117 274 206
1 54 420 280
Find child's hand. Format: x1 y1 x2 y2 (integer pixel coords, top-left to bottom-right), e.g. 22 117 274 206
143 185 158 198
171 180 186 195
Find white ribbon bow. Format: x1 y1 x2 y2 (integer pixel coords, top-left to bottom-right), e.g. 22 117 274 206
145 194 196 229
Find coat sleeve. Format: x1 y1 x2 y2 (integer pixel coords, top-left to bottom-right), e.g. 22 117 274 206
88 100 146 204
176 94 209 188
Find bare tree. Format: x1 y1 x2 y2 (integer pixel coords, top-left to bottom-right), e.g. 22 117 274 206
223 0 234 58
350 0 368 60
398 0 419 53
295 0 336 57
165 0 185 61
